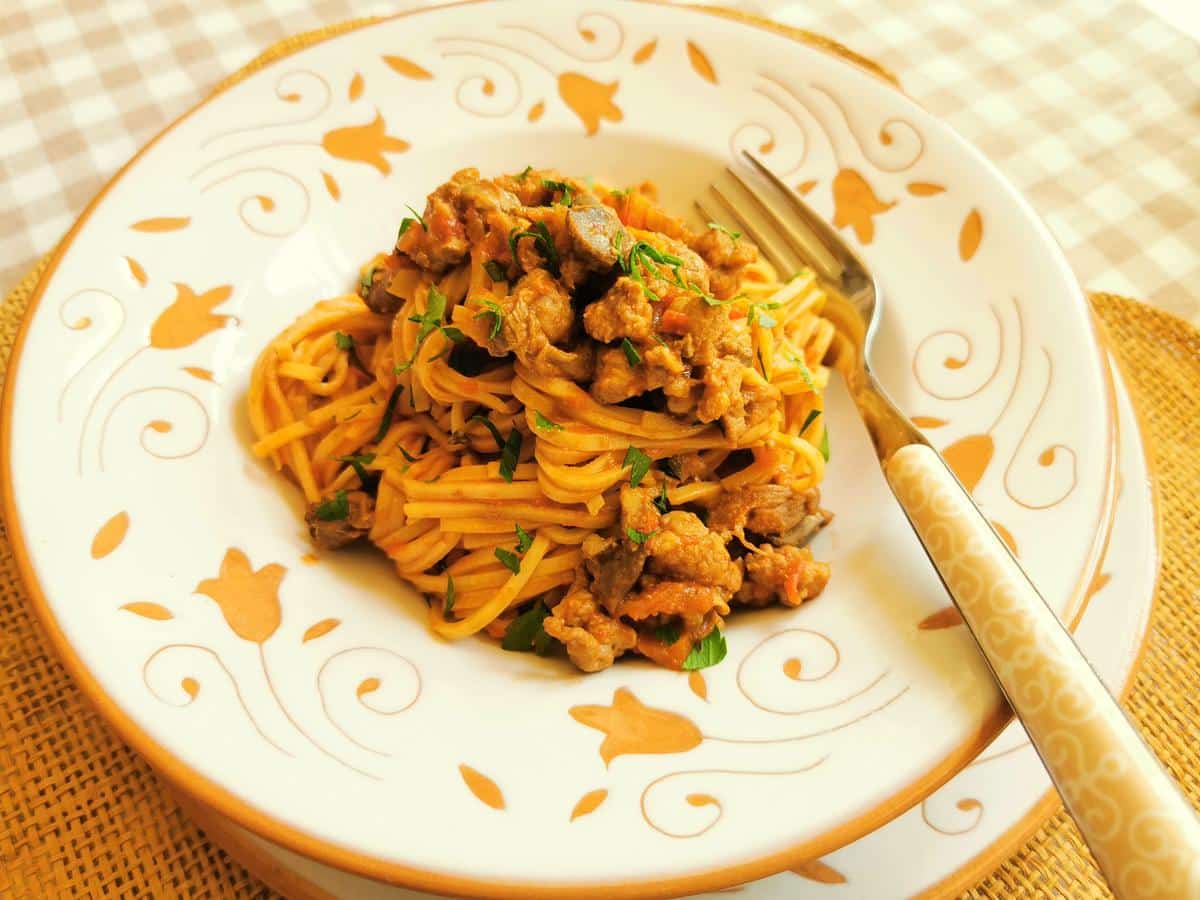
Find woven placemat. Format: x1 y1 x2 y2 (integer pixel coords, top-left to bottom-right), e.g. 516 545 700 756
2 15 1199 899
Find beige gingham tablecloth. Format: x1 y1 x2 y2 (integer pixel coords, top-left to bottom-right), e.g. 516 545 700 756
2 0 1198 324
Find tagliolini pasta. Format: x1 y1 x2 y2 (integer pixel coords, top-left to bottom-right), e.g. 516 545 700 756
249 167 834 672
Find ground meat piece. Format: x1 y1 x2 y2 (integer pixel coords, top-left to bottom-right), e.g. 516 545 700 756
621 580 725 620
582 533 648 616
646 511 742 594
567 204 626 271
395 168 477 273
735 545 830 607
590 346 649 404
362 265 403 315
689 228 759 300
583 277 654 343
543 591 637 672
305 491 374 550
695 362 779 442
709 485 831 547
489 269 580 378
660 292 750 367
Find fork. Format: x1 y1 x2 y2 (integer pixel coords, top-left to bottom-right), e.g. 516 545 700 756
700 151 1200 899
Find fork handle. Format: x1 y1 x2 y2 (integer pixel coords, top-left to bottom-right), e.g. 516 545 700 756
885 443 1200 899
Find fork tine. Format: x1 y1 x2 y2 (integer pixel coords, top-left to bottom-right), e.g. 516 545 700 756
739 151 850 282
726 161 844 282
703 187 794 274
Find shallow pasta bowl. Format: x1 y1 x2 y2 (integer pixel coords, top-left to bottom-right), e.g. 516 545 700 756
1 2 1125 896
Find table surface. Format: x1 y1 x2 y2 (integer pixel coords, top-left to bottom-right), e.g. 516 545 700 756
2 0 1198 325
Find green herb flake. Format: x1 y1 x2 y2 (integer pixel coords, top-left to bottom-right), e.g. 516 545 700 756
444 574 456 616
653 480 670 514
534 410 563 432
819 428 831 462
508 221 559 275
541 178 574 207
398 445 419 463
336 452 376 486
469 413 505 449
483 260 507 283
335 331 353 350
405 204 428 232
620 337 641 367
623 445 652 488
683 629 727 670
501 601 551 653
515 523 534 554
792 355 817 391
472 298 505 340
499 428 522 483
707 221 742 241
395 285 454 372
625 525 656 545
440 326 466 343
373 385 404 443
655 623 681 645
798 409 821 436
494 547 521 575
359 267 375 295
313 490 349 522
516 165 533 182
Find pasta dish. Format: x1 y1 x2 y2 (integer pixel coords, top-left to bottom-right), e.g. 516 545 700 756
248 167 833 672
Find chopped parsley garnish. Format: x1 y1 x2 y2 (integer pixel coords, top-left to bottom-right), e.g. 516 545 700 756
516 165 533 182
756 347 767 375
620 338 641 366
749 301 782 329
624 446 652 488
820 428 831 462
398 204 427 237
499 429 522 483
515 524 534 554
657 457 682 480
791 355 817 391
620 240 685 301
683 629 727 670
655 623 681 645
798 409 821 436
470 413 505 449
336 452 376 486
398 445 419 463
534 410 563 432
373 385 404 443
494 547 521 575
394 285 459 372
313 490 349 522
469 413 521 482
707 221 742 241
444 574 456 616
501 601 552 654
336 331 369 374
541 178 574 207
483 260 507 283
359 266 376 296
653 480 670 514
508 221 559 276
609 187 631 199
472 298 504 340
625 525 656 545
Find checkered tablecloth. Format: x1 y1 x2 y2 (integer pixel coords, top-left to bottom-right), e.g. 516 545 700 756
1 0 1197 324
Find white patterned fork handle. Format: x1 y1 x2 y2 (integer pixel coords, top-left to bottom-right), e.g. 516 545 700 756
706 153 1200 899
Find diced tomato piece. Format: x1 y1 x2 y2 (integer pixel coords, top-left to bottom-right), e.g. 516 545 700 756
660 309 690 334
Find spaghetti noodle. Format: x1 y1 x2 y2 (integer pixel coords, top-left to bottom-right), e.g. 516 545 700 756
248 168 834 671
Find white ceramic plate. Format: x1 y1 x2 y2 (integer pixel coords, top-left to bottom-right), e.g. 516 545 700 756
177 354 1158 898
2 2 1130 896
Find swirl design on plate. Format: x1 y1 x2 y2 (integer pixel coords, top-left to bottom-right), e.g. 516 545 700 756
98 386 210 470
501 11 625 63
201 69 332 148
57 288 126 422
316 647 421 756
440 50 523 118
143 642 291 756
640 757 828 838
197 166 313 238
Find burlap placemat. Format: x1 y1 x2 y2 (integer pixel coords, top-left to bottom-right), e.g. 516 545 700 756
2 15 1199 899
